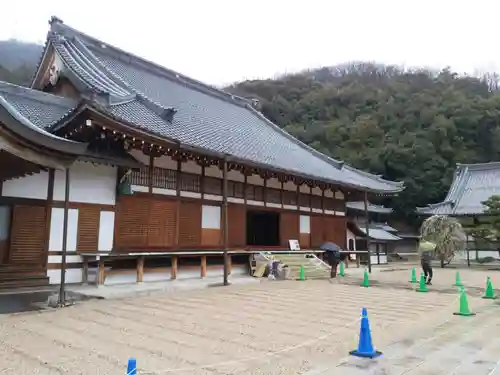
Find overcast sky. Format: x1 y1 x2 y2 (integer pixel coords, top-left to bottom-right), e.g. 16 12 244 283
1 0 498 86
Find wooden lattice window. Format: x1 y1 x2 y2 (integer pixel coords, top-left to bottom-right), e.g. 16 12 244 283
130 168 150 186
77 206 101 252
324 198 335 211
227 181 246 198
253 186 264 201
266 188 281 204
179 172 201 192
203 177 222 195
282 190 297 205
245 184 255 200
311 195 323 209
298 193 310 207
152 168 176 189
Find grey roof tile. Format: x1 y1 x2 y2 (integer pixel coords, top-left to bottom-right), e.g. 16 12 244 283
35 19 404 193
346 201 393 213
0 81 77 129
417 162 500 215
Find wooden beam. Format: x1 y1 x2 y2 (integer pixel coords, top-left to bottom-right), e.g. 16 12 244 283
148 154 154 194
364 191 372 273
174 158 181 248
201 255 207 278
222 158 229 286
82 257 89 284
136 256 144 283
171 255 178 280
43 168 55 271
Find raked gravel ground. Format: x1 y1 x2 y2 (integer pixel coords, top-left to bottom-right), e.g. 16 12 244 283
1 266 500 375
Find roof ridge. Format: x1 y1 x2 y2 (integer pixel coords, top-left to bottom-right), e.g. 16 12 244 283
457 161 500 169
48 18 253 108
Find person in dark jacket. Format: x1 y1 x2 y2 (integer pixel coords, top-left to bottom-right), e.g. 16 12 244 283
328 249 341 278
418 240 436 285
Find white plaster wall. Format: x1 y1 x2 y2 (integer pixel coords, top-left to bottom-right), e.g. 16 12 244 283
299 184 310 194
324 189 334 198
227 170 244 182
283 181 296 191
98 211 115 251
300 215 311 234
154 154 176 170
247 174 264 186
182 160 202 174
267 178 281 189
129 149 150 166
205 165 222 178
202 205 221 229
54 162 117 205
2 171 49 199
335 191 344 200
48 268 96 284
48 208 79 252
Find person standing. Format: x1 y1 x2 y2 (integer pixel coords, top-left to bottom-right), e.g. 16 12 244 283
328 248 341 278
418 240 436 285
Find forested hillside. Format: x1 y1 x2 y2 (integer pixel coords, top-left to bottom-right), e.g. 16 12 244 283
0 39 42 85
227 63 500 222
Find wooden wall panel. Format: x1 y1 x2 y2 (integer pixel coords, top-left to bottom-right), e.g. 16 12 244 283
9 205 46 265
115 196 150 249
148 199 176 247
77 206 100 252
299 233 310 249
310 215 324 247
179 201 201 247
228 204 246 247
201 229 221 246
324 216 347 249
280 212 299 247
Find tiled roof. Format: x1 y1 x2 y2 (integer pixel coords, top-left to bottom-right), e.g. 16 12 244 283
346 201 393 213
417 162 500 215
0 81 77 129
359 227 401 241
29 17 404 193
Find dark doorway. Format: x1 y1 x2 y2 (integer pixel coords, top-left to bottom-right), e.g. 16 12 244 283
246 210 280 246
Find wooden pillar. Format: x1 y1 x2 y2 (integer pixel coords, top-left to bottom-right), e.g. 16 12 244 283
58 167 70 305
171 255 178 280
136 256 144 283
227 254 232 275
43 169 55 271
201 255 207 278
97 257 105 285
243 173 248 206
82 257 89 284
222 158 229 286
364 191 372 273
174 157 181 248
148 155 154 194
263 175 267 207
280 179 284 207
200 165 205 200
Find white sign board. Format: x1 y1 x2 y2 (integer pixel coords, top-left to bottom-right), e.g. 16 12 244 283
288 239 300 251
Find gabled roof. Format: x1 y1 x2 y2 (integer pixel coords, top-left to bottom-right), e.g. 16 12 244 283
348 221 401 241
346 201 393 214
0 81 143 169
29 16 404 194
417 162 500 216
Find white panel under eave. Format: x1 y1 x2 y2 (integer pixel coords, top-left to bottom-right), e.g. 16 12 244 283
48 207 79 252
53 162 117 205
2 171 49 200
98 211 115 251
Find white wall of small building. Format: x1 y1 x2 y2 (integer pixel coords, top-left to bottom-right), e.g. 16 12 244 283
1 161 117 284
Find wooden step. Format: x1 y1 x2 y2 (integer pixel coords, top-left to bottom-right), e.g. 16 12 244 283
0 276 49 290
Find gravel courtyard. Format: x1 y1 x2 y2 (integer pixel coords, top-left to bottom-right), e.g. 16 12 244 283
1 266 500 375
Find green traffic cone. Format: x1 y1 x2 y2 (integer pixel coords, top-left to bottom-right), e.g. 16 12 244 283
409 267 417 283
454 271 463 287
339 262 345 277
416 273 428 293
299 265 305 281
454 288 475 316
361 269 370 287
482 277 496 299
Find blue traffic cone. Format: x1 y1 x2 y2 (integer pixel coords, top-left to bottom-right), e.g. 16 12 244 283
127 358 137 375
349 307 382 358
